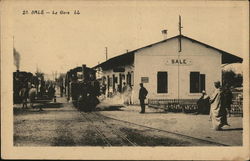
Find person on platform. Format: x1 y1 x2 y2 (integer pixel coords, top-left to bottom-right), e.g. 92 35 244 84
196 90 210 114
122 82 128 105
139 83 148 113
19 85 29 108
28 84 40 110
209 81 229 130
60 85 64 97
124 85 132 105
48 85 56 102
222 83 233 117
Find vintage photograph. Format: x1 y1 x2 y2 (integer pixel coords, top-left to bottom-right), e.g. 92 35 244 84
1 0 249 160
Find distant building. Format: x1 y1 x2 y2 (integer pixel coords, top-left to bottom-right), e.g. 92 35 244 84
94 35 242 104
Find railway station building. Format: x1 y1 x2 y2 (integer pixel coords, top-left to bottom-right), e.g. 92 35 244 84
94 35 242 105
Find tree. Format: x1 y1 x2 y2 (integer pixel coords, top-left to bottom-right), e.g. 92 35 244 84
222 70 243 87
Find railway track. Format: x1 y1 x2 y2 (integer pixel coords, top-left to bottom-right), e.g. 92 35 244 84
93 112 229 146
80 111 229 146
80 111 137 146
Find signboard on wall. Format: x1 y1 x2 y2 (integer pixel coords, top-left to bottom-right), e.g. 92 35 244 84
141 77 149 83
165 58 192 65
113 67 125 72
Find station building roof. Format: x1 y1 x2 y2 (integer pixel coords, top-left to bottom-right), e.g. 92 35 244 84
93 35 243 70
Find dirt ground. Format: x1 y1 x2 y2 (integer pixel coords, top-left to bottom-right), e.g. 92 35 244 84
13 97 242 146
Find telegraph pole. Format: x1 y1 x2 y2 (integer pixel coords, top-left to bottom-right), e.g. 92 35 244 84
178 15 183 52
177 15 183 105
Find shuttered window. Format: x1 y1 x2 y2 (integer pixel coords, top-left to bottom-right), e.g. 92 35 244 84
190 72 206 93
157 72 168 93
200 74 205 92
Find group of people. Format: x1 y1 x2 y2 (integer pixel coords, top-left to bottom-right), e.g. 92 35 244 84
138 81 233 131
19 83 57 111
196 81 233 130
19 84 39 110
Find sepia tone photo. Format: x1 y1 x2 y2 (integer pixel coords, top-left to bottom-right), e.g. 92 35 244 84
1 0 249 160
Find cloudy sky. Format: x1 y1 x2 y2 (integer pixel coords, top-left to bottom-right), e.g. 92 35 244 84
11 1 248 76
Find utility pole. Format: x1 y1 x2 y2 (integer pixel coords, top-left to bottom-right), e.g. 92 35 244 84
177 15 183 104
178 15 183 52
105 47 108 61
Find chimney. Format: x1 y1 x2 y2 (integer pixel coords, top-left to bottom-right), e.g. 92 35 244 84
82 64 86 82
161 29 168 40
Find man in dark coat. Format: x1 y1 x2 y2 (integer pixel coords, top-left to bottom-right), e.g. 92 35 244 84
139 83 148 113
222 83 233 117
196 90 210 114
19 85 29 108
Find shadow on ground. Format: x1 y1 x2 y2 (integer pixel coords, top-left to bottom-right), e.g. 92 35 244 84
222 128 243 131
96 105 124 111
14 103 63 115
35 102 63 109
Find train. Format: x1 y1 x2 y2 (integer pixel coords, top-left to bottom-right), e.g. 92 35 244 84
13 70 34 104
13 70 55 104
65 65 101 112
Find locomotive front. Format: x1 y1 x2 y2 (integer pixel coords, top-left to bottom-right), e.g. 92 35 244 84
67 65 100 112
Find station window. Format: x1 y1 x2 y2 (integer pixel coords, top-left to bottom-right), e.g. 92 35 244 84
157 72 168 93
127 72 131 86
109 77 113 87
190 72 205 93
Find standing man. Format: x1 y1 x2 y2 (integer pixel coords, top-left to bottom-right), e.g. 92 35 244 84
60 84 64 97
222 83 233 117
209 81 229 130
139 83 148 113
19 84 29 108
29 84 40 110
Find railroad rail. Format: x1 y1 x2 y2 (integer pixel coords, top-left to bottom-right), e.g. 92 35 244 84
80 112 112 146
92 112 229 146
80 112 137 146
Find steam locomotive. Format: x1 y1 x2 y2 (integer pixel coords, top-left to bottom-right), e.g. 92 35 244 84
13 71 34 104
13 70 50 104
65 65 100 112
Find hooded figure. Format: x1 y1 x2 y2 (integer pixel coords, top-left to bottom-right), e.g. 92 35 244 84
209 81 229 130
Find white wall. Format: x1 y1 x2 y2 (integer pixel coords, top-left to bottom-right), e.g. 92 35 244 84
133 37 221 104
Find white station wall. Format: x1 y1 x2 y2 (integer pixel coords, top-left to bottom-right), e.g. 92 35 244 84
133 38 221 104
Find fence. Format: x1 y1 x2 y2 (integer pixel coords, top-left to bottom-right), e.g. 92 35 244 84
231 92 243 116
148 99 198 113
148 94 243 116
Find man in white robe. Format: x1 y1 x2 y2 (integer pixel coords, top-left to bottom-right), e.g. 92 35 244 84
209 81 229 130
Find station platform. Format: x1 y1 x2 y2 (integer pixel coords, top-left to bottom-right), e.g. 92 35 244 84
98 104 243 146
13 96 243 146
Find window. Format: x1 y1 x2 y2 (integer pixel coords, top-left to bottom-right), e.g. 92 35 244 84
109 77 113 87
190 72 205 93
127 72 131 86
157 72 168 93
131 71 134 86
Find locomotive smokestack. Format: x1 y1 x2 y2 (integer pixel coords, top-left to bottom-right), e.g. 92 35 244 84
82 64 86 82
161 29 168 40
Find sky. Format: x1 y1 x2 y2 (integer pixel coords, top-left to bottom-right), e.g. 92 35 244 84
11 1 248 78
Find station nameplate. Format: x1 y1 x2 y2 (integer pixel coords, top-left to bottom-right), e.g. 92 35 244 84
165 58 192 65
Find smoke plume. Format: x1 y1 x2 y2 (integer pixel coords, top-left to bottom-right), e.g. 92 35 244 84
13 48 20 70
